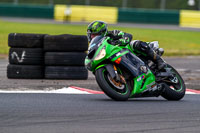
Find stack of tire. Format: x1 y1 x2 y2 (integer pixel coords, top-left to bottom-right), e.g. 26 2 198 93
44 34 88 79
7 33 45 79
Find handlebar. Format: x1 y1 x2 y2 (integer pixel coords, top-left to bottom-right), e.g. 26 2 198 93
107 39 120 45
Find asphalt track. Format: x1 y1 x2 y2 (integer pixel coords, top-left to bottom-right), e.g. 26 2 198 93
0 92 200 133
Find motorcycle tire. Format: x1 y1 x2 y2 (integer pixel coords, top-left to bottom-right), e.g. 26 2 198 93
45 66 88 79
8 33 46 48
7 64 44 79
45 52 86 66
95 67 130 101
161 64 186 101
9 48 43 65
44 34 88 52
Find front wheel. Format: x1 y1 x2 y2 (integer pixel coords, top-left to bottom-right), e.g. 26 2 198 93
95 67 130 101
161 64 186 101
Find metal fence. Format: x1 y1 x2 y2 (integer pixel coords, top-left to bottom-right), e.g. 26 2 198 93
0 0 200 10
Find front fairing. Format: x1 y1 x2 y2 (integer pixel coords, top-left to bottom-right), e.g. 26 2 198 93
85 36 106 71
85 36 127 72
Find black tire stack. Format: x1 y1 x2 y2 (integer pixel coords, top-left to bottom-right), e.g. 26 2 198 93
44 34 88 79
7 33 45 79
7 33 89 80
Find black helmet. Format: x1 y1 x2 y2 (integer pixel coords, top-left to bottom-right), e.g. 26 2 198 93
87 21 107 42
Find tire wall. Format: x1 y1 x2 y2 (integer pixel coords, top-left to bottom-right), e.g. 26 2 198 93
7 33 46 79
7 33 88 80
43 34 88 79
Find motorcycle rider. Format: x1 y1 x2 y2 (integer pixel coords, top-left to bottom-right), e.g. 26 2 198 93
87 20 166 70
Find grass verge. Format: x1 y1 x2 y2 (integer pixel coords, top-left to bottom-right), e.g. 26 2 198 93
0 20 200 56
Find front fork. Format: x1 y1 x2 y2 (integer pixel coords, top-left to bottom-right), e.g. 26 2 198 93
105 64 126 84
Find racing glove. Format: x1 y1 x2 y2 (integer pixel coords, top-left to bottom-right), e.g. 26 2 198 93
107 30 123 40
107 30 130 46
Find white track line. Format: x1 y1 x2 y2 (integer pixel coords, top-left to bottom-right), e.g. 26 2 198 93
0 87 91 94
0 87 199 94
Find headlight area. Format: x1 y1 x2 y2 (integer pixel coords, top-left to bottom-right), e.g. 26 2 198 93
94 47 106 61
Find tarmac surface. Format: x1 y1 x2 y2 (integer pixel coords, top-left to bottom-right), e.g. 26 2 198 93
0 93 200 133
0 56 200 91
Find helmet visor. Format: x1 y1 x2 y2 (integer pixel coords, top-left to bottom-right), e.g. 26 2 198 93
87 30 100 42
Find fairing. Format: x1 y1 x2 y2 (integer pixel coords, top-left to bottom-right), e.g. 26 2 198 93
85 36 156 98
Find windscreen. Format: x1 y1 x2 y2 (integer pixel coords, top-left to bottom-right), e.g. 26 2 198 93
89 35 104 50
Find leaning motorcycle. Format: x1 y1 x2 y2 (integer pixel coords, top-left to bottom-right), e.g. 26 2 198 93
85 36 185 101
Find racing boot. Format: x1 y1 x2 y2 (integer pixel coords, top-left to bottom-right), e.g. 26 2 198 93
147 48 166 70
130 40 166 70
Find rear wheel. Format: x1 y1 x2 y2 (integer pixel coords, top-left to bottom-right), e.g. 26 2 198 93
161 64 186 101
95 67 130 101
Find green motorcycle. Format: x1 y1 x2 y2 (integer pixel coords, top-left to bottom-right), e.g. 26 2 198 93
85 36 186 101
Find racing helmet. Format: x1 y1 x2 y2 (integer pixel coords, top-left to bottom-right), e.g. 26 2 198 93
87 21 107 42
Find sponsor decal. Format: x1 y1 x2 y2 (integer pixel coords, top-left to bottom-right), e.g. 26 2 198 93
137 75 145 82
116 52 121 57
137 77 141 82
142 75 145 79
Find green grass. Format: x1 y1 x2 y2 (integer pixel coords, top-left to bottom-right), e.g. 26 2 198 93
0 20 200 56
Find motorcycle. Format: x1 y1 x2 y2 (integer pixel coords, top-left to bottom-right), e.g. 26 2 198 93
85 35 185 101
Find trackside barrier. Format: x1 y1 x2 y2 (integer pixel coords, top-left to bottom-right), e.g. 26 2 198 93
43 34 88 79
7 33 88 80
0 4 53 18
1 4 200 29
54 4 67 21
118 8 179 25
54 5 118 24
180 10 200 28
